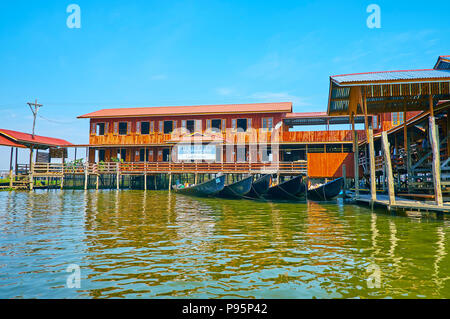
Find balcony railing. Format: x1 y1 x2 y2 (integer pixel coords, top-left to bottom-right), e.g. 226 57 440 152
32 161 308 176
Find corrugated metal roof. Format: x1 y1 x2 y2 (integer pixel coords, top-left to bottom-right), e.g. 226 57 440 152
331 69 450 85
78 102 293 119
0 135 26 148
0 129 73 147
283 112 366 126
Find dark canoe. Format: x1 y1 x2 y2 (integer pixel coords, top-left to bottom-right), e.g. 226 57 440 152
246 174 272 199
265 175 306 200
307 177 344 201
218 176 253 198
174 175 225 197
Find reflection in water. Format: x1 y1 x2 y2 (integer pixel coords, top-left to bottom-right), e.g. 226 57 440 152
0 190 450 298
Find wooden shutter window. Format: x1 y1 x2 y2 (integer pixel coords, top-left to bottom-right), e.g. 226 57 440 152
159 121 163 133
114 122 118 135
232 119 236 130
127 121 132 135
222 119 226 132
247 118 252 130
136 121 141 135
105 122 109 135
206 120 211 129
181 120 186 128
150 121 154 133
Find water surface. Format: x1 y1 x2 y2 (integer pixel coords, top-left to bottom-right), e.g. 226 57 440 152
0 190 449 298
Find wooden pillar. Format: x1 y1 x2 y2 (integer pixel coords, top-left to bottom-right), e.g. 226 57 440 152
29 147 34 191
116 162 120 190
84 162 89 190
144 146 147 191
381 132 395 206
168 173 172 191
351 114 359 197
342 164 346 194
15 148 18 180
9 147 13 188
429 95 443 206
96 173 99 190
406 132 412 193
195 173 198 184
363 94 376 202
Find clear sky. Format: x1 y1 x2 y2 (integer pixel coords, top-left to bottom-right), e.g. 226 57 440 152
0 0 449 169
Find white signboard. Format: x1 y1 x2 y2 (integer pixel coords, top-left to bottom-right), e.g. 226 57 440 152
177 144 216 161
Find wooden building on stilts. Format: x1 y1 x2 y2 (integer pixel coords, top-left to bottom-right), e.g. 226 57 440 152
328 55 450 212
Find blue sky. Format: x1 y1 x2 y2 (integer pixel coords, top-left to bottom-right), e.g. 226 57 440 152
0 0 449 169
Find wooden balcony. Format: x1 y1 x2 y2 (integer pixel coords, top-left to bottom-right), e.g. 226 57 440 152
89 129 365 146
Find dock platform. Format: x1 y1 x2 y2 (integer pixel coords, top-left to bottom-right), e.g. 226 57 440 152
355 194 450 213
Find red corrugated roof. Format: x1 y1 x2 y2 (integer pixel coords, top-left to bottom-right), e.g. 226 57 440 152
0 135 26 148
0 129 73 147
284 112 327 118
77 102 293 119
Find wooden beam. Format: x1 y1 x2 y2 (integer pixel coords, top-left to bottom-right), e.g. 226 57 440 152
429 97 443 206
9 147 13 189
381 132 395 206
363 93 377 202
29 147 34 191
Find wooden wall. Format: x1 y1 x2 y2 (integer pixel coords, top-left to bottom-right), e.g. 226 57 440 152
307 153 355 178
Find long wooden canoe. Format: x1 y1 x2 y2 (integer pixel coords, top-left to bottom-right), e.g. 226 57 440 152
265 175 305 200
246 174 272 199
218 176 253 198
174 175 225 197
307 177 344 201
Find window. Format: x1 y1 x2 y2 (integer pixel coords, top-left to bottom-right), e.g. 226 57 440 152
392 112 404 126
119 149 127 161
236 119 247 132
162 148 170 162
211 119 222 132
139 149 148 162
96 123 105 136
141 122 150 134
372 115 377 129
163 121 173 134
262 117 273 131
98 149 105 162
118 122 128 135
186 120 195 133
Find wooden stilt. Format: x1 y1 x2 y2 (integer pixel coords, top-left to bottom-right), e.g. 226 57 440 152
168 173 172 191
353 129 359 198
362 93 376 202
429 100 443 206
116 162 120 190
96 173 99 190
381 132 396 206
29 147 34 191
9 147 13 189
342 164 346 193
144 146 147 191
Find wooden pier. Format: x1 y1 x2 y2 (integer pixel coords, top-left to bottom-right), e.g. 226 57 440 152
355 194 450 213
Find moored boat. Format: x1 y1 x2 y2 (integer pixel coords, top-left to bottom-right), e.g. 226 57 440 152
174 174 225 197
246 174 272 199
218 175 253 198
265 175 306 200
307 177 344 201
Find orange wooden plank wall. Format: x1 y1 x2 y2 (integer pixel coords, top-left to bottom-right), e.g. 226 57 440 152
307 153 355 178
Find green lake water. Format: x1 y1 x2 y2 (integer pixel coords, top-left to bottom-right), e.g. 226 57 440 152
0 190 449 298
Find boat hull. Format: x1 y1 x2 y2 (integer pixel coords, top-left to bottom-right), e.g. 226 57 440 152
218 176 253 198
307 177 344 201
246 174 272 199
265 175 305 200
175 175 225 197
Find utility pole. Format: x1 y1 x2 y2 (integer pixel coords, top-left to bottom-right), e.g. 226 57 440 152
27 99 43 138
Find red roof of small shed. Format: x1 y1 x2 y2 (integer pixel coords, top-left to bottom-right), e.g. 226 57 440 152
0 135 26 148
0 129 73 147
77 102 293 119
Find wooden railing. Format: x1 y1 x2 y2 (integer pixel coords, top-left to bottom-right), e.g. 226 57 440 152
89 129 365 145
32 161 308 176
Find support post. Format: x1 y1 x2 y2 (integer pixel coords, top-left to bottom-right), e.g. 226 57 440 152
144 147 147 191
116 162 120 190
84 162 89 190
342 164 346 194
29 147 34 191
9 147 13 188
381 132 396 206
363 93 376 202
429 110 443 206
353 129 359 198
168 173 172 191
